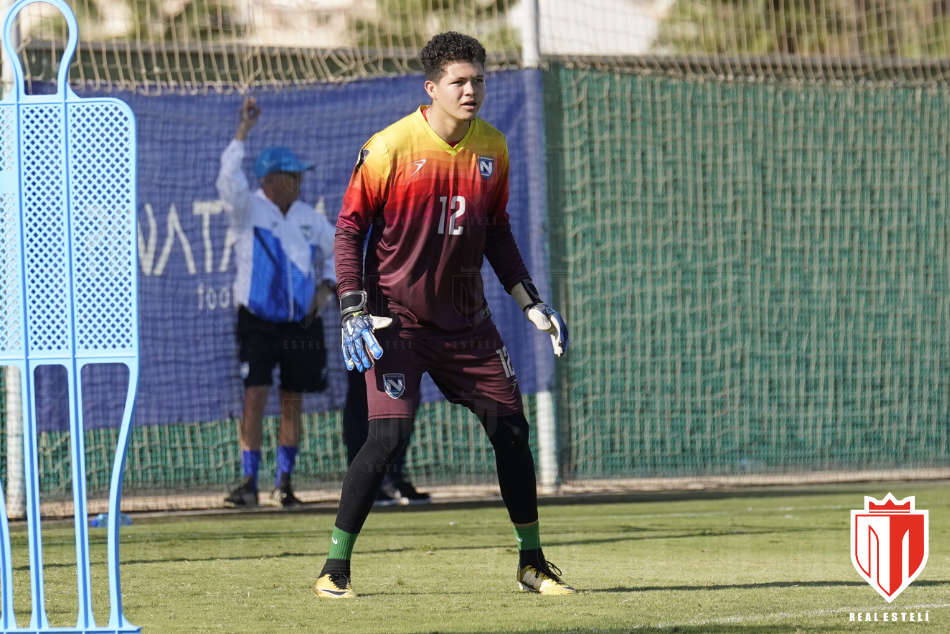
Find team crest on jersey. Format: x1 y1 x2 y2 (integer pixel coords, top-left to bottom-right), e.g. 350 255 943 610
478 156 494 179
300 224 313 240
356 148 370 170
384 373 405 399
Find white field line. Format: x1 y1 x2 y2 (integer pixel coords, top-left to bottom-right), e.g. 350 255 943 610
639 603 950 630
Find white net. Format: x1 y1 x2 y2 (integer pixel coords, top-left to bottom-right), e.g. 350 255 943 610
7 1 950 91
7 0 521 92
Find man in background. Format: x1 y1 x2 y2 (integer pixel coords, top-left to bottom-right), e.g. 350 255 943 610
218 97 336 508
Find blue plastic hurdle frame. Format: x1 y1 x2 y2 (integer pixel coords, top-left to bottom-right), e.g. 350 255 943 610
0 0 140 631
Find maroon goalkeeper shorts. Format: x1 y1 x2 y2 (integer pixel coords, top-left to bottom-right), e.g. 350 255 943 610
365 319 523 421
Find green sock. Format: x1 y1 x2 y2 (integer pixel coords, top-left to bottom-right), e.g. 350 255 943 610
328 527 358 560
513 523 541 551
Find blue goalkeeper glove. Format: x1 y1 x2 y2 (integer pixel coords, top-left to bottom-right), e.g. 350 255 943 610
339 291 392 372
511 280 569 357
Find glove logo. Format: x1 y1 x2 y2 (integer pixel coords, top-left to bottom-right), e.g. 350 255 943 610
478 156 494 179
383 373 406 399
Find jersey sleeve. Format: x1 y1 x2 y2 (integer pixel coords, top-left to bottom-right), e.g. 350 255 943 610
335 135 392 295
484 143 531 292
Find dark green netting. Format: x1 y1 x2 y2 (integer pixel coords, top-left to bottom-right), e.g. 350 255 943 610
545 68 950 479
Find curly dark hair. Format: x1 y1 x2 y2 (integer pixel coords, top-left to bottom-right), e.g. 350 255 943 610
420 32 487 82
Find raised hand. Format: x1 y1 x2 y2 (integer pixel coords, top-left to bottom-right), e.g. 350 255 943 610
235 96 261 141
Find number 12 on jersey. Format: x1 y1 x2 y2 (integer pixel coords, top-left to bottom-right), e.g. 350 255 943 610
438 195 465 235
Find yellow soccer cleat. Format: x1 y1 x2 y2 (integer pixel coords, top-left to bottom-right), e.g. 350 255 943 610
517 561 576 595
314 573 356 599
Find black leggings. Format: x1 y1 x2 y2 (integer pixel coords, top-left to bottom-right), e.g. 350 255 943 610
334 411 538 534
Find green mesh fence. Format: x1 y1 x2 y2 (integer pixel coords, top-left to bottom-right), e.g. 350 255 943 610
32 394 540 498
545 67 950 480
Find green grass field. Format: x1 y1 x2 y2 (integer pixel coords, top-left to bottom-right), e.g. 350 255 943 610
8 481 949 633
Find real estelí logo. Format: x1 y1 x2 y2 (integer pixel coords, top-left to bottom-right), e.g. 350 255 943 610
848 493 932 624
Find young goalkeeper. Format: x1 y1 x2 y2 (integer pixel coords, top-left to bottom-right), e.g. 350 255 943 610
315 31 574 598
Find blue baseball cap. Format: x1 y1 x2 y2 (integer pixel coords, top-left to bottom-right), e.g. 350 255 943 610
254 146 314 179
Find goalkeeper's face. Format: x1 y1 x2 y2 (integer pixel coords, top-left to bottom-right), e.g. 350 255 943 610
428 61 485 122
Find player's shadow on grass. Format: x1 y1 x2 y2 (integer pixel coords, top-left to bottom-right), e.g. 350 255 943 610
527 526 834 549
32 526 837 568
599 579 950 593
13 548 419 570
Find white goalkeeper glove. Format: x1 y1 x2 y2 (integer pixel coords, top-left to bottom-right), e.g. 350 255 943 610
339 291 392 372
511 280 569 357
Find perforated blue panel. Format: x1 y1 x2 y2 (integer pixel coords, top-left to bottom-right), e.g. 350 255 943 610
21 105 71 356
68 102 136 354
0 190 20 355
0 105 21 357
0 107 13 171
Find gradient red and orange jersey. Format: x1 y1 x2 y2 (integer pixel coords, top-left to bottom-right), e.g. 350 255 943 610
336 106 530 333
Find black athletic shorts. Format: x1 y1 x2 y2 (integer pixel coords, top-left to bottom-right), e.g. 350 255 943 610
236 306 328 393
